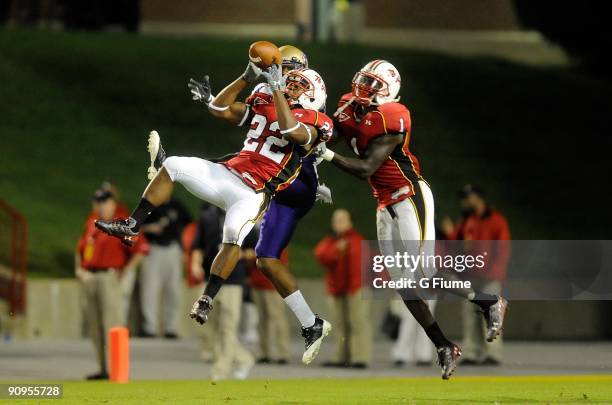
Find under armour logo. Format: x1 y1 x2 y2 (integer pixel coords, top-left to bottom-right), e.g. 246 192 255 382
365 120 372 126
294 112 304 118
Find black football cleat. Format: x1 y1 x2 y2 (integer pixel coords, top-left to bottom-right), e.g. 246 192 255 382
86 371 109 380
95 218 138 239
483 296 509 342
301 315 332 365
147 130 166 180
189 295 213 325
437 344 462 380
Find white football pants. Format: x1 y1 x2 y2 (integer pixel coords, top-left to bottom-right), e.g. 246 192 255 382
163 156 267 245
376 180 437 284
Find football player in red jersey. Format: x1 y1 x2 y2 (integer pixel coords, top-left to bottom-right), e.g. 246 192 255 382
95 60 333 362
187 54 335 364
318 60 508 379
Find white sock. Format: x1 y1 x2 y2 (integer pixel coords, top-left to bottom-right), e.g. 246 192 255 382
283 290 316 328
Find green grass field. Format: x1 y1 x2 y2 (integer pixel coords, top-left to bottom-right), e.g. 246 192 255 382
7 376 612 404
1 29 610 277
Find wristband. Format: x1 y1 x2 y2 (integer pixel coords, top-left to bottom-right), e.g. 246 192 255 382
298 123 313 146
279 122 300 135
208 102 229 112
322 148 335 162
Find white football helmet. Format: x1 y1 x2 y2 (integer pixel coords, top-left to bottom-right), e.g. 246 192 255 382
285 68 327 112
352 60 401 105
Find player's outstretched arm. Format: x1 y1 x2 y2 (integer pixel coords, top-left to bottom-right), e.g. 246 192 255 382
272 88 315 145
206 63 261 124
320 134 403 180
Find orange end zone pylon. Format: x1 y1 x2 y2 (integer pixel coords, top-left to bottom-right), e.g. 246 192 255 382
109 326 129 383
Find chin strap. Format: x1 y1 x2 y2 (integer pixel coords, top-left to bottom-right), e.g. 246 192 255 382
333 96 356 118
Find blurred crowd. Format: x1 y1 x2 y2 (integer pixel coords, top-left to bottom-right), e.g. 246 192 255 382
76 181 509 380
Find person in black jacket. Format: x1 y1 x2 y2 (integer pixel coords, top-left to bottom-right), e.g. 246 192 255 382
139 198 192 338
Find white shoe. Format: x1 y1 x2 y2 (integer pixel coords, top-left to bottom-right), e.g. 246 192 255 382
301 316 332 365
147 130 165 180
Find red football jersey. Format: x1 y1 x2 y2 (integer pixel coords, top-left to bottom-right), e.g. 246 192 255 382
335 93 423 208
223 95 333 195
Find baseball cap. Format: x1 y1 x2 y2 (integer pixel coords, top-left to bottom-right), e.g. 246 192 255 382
458 184 485 198
93 188 113 202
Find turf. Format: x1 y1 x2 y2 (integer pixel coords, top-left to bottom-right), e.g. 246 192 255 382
0 29 610 277
6 376 612 404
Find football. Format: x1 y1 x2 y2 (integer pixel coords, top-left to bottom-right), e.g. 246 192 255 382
248 41 282 69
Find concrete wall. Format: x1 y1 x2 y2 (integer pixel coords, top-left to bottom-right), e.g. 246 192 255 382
1 278 608 341
142 0 295 24
141 0 518 30
364 0 519 30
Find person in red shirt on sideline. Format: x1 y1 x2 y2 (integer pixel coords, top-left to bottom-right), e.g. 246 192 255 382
75 189 149 380
314 209 371 368
442 184 511 366
84 182 129 228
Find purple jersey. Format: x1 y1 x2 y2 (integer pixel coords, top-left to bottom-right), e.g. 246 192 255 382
255 155 318 259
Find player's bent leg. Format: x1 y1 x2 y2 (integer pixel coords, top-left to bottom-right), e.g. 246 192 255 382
190 169 268 326
256 258 297 298
379 197 461 379
397 289 461 379
162 156 225 208
96 155 226 245
189 243 241 325
254 199 303 298
143 166 174 206
254 198 332 364
256 257 331 364
210 243 242 280
413 183 509 340
95 166 174 245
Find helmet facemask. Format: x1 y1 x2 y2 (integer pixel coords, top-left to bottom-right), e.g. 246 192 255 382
284 71 315 105
351 71 390 106
282 57 307 75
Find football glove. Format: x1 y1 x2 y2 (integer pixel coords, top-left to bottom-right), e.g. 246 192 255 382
188 75 213 104
242 62 262 84
315 183 333 204
314 142 335 162
260 64 285 91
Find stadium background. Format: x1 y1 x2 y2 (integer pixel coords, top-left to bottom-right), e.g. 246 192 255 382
1 0 611 402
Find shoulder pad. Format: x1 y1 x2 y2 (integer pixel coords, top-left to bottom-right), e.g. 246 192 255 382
375 103 411 134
